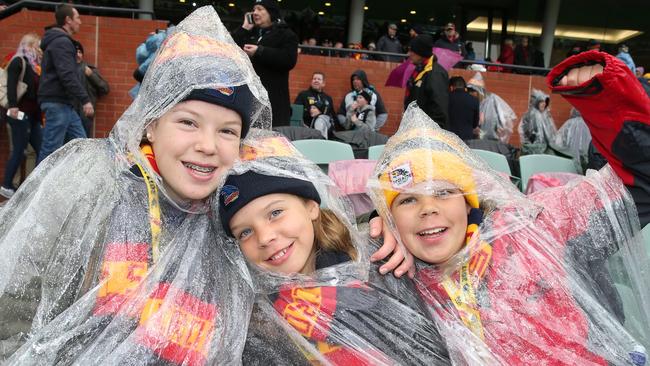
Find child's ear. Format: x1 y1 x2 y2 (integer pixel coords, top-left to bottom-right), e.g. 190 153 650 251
145 121 158 143
466 202 472 214
305 199 320 221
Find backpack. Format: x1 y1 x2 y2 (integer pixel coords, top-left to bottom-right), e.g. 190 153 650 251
0 57 27 109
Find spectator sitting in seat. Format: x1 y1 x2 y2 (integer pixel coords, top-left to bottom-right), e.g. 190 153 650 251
293 71 335 124
343 90 376 131
337 70 388 130
308 101 331 139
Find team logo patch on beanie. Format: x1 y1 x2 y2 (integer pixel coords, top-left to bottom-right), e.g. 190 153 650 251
389 163 413 189
220 185 240 207
217 87 234 96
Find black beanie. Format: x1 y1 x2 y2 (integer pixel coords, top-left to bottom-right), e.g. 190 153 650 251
183 85 254 138
253 0 281 22
409 34 433 58
219 171 321 237
357 90 372 104
311 100 325 114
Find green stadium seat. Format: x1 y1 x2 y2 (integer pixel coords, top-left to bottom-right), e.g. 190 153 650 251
292 139 355 173
368 144 385 161
519 154 579 192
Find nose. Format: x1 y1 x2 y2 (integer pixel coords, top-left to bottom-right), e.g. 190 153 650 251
195 132 218 155
419 197 440 218
255 224 276 248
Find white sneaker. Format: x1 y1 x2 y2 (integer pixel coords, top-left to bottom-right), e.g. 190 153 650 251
0 186 15 199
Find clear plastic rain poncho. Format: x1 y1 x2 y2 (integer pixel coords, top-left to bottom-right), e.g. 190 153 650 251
367 104 650 365
467 72 517 143
0 6 271 365
216 129 451 365
518 89 561 153
556 108 593 167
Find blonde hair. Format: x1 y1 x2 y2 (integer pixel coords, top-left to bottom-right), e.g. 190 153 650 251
312 208 358 261
19 33 40 49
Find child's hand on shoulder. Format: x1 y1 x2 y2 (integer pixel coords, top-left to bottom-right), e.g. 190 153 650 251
369 216 415 278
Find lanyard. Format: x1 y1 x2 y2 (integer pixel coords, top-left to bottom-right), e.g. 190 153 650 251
441 264 484 340
135 163 161 264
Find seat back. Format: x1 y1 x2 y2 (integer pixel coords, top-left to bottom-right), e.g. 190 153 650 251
292 139 355 173
519 154 579 192
472 149 512 176
290 104 304 127
368 144 385 161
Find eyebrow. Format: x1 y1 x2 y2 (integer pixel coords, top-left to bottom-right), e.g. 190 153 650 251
230 199 285 232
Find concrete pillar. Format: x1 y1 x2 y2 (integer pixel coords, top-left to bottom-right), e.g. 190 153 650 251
484 9 493 60
540 0 561 67
138 0 153 20
347 0 365 44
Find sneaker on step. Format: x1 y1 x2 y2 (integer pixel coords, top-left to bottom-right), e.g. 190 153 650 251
0 186 15 199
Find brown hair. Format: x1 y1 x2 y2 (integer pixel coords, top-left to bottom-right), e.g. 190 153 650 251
55 4 75 27
312 208 357 261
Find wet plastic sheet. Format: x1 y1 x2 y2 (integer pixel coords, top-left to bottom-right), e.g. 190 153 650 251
217 129 451 365
467 72 517 144
0 6 270 365
367 104 650 365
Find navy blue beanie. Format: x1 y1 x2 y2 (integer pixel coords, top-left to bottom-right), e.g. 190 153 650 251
183 85 254 138
219 170 321 237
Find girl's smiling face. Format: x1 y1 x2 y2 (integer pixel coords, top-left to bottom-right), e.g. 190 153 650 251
146 100 242 202
229 193 320 275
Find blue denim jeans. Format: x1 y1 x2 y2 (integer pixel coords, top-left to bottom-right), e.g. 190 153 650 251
3 113 42 188
37 102 86 164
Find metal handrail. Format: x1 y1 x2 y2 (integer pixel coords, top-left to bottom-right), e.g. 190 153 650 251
0 0 156 20
298 45 551 74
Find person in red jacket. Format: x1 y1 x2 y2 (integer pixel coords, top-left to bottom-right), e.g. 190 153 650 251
367 52 650 364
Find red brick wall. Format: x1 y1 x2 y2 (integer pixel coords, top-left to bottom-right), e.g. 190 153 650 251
0 9 166 183
290 55 574 146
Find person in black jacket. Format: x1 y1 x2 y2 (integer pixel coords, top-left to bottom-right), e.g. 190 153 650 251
37 4 92 164
447 76 479 141
1 33 43 199
232 0 298 127
71 40 109 137
405 34 449 128
293 71 335 124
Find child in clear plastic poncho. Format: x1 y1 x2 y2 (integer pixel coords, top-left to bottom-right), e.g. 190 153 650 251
518 88 569 155
368 96 650 363
0 7 271 365
556 108 592 168
216 130 451 366
466 72 517 144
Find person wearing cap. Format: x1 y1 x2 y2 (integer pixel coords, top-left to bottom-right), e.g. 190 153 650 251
0 7 271 363
343 90 376 131
433 22 466 57
368 95 649 364
376 23 404 62
405 34 450 128
218 132 451 365
616 43 636 73
307 100 332 138
71 39 109 137
232 0 298 127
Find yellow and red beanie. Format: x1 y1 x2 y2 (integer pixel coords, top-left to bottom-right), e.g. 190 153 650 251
377 128 479 209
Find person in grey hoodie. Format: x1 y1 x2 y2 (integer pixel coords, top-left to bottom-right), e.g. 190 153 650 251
37 4 92 163
337 70 388 130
